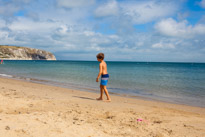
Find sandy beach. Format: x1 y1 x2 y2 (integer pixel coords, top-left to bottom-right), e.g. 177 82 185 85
0 77 205 137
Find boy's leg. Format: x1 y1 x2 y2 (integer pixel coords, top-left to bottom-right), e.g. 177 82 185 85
103 86 111 102
96 85 104 100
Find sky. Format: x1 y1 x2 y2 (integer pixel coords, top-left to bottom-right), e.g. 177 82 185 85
0 0 205 62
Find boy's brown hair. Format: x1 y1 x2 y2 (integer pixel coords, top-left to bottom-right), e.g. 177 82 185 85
96 53 104 60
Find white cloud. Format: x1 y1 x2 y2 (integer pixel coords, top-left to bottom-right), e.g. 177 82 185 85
152 42 175 49
25 12 39 21
94 0 118 17
0 31 9 39
199 15 205 23
0 3 20 16
0 20 6 27
120 1 179 24
199 0 205 8
14 0 31 3
177 12 189 21
155 18 205 38
0 0 32 17
8 17 62 33
57 0 95 8
0 0 205 62
83 31 95 36
0 16 119 53
94 1 180 24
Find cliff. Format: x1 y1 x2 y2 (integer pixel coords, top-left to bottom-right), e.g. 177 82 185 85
0 45 56 60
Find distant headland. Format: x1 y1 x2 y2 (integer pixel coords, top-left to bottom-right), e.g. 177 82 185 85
0 45 56 60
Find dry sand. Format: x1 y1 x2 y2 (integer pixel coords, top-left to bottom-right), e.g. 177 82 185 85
0 77 205 137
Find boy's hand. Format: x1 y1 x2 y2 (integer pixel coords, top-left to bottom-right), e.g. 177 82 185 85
96 78 99 82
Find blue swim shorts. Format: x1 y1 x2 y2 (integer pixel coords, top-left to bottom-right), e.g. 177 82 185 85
100 74 109 86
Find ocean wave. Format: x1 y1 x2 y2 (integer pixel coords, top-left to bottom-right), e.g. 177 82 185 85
0 74 13 78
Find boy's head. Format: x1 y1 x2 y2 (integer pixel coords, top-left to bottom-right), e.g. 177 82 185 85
96 53 104 61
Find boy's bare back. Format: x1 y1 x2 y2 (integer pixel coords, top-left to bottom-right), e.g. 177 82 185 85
100 61 108 75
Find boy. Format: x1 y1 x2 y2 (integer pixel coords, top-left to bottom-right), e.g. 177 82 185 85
96 53 111 102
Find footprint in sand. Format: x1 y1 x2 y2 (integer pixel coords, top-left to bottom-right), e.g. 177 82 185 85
9 89 16 91
28 104 34 107
105 111 115 119
5 126 10 130
164 128 173 135
153 120 162 124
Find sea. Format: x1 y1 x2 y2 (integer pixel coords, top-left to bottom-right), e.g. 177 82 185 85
0 60 205 107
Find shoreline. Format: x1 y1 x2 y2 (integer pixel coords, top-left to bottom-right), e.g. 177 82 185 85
1 76 204 114
0 74 204 108
0 77 205 136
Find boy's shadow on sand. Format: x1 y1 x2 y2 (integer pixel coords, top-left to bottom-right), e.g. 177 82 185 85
72 96 96 100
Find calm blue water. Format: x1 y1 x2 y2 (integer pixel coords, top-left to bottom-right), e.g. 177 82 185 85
0 60 205 107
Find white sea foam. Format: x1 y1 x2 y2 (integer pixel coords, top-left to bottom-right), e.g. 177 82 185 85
0 74 13 78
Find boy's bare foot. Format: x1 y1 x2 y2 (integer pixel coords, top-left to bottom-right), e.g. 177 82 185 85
103 99 111 102
96 97 103 100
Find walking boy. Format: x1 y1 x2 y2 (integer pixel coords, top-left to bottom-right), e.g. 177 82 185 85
96 53 111 102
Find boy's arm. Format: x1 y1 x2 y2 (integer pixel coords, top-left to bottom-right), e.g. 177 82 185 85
96 63 103 82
